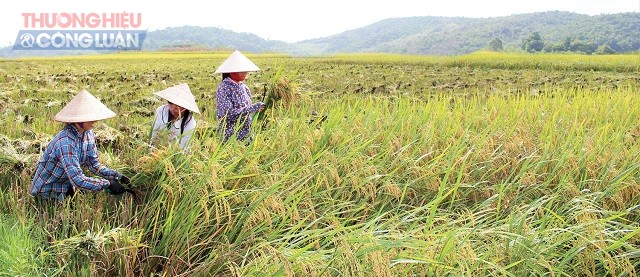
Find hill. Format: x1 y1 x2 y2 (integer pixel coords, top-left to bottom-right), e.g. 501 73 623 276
297 11 640 55
142 26 289 53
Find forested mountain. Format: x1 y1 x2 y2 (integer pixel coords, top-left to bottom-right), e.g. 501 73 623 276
142 26 289 53
2 11 639 57
296 11 640 55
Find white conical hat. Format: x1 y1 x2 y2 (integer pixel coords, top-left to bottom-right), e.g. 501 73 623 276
154 83 200 114
214 50 260 73
54 90 116 122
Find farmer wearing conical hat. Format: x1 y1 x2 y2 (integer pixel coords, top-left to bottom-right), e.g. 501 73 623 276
150 83 200 150
215 50 265 144
30 90 132 201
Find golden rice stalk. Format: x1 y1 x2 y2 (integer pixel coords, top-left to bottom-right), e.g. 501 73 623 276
50 228 143 260
212 197 232 235
334 239 363 276
367 250 393 277
382 183 402 200
263 66 300 109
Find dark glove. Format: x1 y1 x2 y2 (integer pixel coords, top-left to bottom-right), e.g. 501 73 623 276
106 179 126 195
119 175 131 185
65 184 76 197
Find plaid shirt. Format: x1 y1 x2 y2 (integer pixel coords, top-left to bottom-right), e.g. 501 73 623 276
30 124 122 199
215 77 263 142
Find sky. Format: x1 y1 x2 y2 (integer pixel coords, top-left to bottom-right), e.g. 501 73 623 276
1 0 639 47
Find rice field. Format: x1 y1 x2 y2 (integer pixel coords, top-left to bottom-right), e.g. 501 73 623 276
1 51 639 276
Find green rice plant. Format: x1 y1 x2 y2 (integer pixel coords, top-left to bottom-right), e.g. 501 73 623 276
0 52 639 276
0 215 48 276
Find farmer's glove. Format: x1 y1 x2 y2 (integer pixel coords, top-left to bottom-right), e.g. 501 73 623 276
65 185 76 197
119 175 131 185
106 179 126 195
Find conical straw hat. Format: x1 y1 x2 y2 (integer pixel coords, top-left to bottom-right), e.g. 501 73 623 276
54 90 116 122
214 50 260 73
154 83 200 114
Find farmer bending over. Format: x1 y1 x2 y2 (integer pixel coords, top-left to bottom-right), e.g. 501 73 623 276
30 90 131 201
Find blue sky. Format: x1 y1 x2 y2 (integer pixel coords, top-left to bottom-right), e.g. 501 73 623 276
2 0 638 46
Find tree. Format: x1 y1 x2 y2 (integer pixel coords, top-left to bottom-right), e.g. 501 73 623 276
563 37 572 51
487 37 504 51
570 40 597 54
521 32 545 53
595 43 616 54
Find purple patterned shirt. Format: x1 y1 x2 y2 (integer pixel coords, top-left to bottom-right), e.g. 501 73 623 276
215 77 264 142
30 124 122 200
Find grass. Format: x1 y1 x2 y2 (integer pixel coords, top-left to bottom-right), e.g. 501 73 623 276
0 51 639 275
0 215 47 276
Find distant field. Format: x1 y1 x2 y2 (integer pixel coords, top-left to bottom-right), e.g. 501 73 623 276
1 52 639 276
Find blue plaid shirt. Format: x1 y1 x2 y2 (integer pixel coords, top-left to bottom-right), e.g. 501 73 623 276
30 124 122 199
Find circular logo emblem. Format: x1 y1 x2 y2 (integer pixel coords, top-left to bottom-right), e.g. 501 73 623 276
19 33 35 48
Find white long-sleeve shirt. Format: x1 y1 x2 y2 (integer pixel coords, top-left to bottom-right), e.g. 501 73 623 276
150 104 196 150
